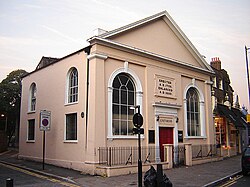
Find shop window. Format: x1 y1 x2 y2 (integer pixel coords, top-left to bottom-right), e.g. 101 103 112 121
65 113 77 140
215 117 226 147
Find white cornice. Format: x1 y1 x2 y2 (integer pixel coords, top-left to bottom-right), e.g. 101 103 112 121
87 53 108 60
152 102 182 109
89 37 215 75
87 10 213 73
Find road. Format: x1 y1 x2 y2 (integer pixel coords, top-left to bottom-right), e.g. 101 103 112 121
0 162 80 187
218 174 250 187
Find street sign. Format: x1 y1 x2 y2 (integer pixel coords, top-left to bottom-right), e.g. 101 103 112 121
133 113 143 128
40 110 51 131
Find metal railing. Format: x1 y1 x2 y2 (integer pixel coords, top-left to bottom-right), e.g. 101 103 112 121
98 146 159 166
192 144 218 159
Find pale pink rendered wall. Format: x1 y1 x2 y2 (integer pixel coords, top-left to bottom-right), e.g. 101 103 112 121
19 51 88 170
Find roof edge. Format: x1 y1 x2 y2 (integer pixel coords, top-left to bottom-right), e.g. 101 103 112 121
90 37 214 76
22 46 90 79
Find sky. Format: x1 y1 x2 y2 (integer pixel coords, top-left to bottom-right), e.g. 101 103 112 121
0 0 250 109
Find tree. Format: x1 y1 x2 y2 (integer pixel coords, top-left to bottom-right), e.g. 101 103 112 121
0 69 28 146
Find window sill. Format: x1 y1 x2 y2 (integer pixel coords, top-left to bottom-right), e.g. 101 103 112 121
26 140 35 143
65 102 78 106
27 111 36 114
107 135 145 140
184 136 207 139
64 140 78 143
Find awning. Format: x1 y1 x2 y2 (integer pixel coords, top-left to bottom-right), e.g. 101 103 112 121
216 104 246 129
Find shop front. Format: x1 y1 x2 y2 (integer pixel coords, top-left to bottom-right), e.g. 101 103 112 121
214 104 246 157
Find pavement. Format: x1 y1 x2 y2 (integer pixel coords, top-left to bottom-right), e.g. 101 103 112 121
0 149 242 187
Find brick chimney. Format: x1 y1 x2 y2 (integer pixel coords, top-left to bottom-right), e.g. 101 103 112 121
210 57 221 70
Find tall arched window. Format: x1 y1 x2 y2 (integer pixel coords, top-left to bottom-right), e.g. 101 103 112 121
68 68 78 103
186 87 200 136
112 73 135 135
29 83 37 112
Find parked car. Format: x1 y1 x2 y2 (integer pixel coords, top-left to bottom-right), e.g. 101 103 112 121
242 146 250 176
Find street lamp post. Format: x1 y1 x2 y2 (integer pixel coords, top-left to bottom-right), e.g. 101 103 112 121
245 46 250 108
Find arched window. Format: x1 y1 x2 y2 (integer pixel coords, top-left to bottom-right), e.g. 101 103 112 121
186 88 200 136
29 83 37 112
68 68 78 103
112 73 135 135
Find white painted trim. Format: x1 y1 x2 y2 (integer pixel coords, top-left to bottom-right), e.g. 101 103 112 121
26 119 35 142
87 53 108 60
154 105 178 162
90 37 214 75
183 81 206 137
152 102 182 109
97 11 167 39
205 80 213 85
63 140 78 143
184 136 207 139
26 140 35 143
107 64 143 138
107 135 144 140
65 67 79 105
28 83 37 113
64 113 78 141
90 10 212 71
64 102 78 106
155 117 161 163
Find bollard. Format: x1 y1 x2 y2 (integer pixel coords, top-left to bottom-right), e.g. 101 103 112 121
6 178 13 187
157 164 163 187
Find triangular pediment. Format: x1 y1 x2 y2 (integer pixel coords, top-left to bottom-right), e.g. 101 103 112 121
97 11 212 71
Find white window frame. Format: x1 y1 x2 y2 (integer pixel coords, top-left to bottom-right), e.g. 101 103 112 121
28 83 37 112
107 65 143 139
183 82 206 139
66 67 78 105
27 119 35 142
64 113 78 142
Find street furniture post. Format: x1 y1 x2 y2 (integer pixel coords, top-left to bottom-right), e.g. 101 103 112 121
132 106 144 187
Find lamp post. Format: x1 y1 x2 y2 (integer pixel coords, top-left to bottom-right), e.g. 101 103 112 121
245 46 250 108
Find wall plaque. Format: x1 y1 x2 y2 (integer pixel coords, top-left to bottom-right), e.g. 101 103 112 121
158 116 174 127
155 75 176 98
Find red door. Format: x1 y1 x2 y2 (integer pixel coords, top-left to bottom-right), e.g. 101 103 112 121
159 127 173 161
